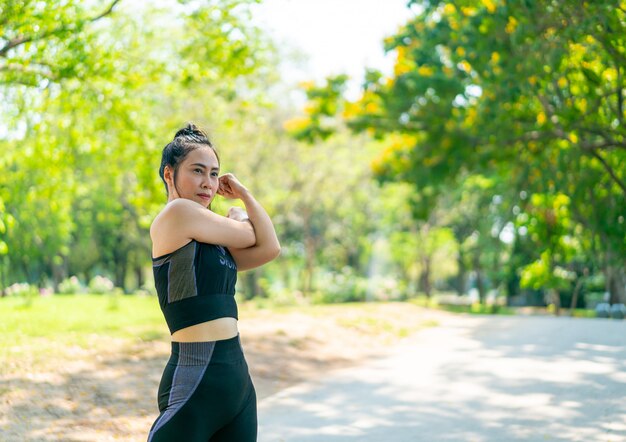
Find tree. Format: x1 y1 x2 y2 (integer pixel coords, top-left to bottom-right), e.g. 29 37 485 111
288 0 626 305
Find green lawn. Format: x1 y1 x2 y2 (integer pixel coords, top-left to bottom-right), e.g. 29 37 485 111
0 293 166 343
0 294 170 374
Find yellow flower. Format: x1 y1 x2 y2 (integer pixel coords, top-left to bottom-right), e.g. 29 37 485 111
461 7 477 16
481 0 497 13
418 65 434 77
458 60 472 73
505 16 518 34
491 52 500 64
443 4 456 15
537 112 546 125
603 67 617 82
557 77 568 88
283 117 310 132
456 47 466 57
298 81 315 91
394 62 412 77
366 102 380 113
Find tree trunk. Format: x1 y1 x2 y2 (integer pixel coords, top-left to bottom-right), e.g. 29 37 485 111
114 254 127 292
607 264 626 304
243 271 259 300
419 256 432 297
547 288 561 316
476 270 485 304
455 250 466 296
51 258 65 293
569 276 584 314
302 207 316 297
135 264 143 291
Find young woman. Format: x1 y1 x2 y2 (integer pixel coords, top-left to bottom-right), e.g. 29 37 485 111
147 123 280 441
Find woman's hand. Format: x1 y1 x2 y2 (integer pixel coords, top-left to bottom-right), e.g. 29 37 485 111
217 173 249 200
227 206 249 222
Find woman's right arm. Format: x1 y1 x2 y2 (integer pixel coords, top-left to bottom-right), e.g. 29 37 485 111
160 198 256 249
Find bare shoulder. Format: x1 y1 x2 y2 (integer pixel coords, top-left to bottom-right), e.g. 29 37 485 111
151 198 257 250
150 200 195 258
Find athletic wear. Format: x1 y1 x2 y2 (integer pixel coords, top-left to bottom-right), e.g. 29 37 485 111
152 239 238 334
148 334 257 442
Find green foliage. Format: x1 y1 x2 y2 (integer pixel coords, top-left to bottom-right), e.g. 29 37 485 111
289 0 626 304
0 0 278 292
520 251 575 291
311 267 369 304
57 276 84 295
88 275 115 294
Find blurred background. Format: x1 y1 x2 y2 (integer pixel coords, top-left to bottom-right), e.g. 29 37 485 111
1 1 625 440
1 0 624 312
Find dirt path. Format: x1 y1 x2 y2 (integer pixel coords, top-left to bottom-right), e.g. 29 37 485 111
0 303 444 441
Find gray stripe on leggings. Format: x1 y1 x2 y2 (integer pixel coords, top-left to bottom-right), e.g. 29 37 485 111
148 342 216 440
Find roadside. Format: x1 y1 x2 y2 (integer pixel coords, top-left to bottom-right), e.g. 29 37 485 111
0 301 445 441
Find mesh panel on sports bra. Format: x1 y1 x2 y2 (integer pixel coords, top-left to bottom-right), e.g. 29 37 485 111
152 240 238 334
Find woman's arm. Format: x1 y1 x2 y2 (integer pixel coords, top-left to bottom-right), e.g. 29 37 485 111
159 198 256 249
216 173 279 271
227 190 281 271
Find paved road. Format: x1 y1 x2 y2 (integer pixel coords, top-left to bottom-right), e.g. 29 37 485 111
258 314 626 442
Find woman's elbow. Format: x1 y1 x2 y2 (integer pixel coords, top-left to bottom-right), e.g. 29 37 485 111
244 232 257 248
240 223 257 248
271 244 281 260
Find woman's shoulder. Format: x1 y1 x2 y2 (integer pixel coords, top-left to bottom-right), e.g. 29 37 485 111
150 200 198 252
151 199 202 233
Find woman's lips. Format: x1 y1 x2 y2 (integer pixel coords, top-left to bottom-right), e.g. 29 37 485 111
198 194 210 200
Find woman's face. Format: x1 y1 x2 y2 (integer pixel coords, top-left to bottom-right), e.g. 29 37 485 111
165 147 220 208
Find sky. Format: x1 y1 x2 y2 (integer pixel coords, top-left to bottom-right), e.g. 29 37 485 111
250 0 416 99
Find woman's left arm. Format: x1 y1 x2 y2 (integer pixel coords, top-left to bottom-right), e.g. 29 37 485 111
227 190 281 272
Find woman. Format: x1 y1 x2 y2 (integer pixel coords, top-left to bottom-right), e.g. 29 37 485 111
148 123 280 441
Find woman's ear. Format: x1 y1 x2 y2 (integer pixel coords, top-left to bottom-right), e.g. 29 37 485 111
163 165 173 187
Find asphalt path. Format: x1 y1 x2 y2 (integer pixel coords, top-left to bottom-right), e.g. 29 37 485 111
258 314 626 442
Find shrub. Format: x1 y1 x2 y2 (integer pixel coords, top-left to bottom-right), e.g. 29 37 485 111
4 282 38 307
312 267 367 304
5 282 37 297
88 275 115 294
58 276 84 295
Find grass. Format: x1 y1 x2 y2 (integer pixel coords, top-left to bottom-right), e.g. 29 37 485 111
408 296 516 315
0 293 169 374
0 296 428 369
0 293 166 342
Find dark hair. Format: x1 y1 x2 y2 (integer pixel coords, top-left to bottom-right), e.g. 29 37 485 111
159 123 220 208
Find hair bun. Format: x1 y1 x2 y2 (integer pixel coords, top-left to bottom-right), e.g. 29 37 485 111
174 123 209 143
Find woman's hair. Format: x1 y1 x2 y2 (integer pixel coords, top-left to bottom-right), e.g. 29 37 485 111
159 123 220 208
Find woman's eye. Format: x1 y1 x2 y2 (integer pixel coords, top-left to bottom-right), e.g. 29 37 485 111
211 172 218 177
195 169 203 173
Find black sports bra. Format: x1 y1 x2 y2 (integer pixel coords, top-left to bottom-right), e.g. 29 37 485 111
152 239 238 334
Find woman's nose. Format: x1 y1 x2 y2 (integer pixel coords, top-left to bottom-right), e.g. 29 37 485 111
203 175 215 190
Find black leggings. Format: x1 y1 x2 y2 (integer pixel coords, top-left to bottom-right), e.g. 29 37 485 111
148 334 257 441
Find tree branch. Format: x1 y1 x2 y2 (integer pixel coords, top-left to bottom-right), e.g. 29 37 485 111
0 62 59 82
0 0 121 57
587 148 626 196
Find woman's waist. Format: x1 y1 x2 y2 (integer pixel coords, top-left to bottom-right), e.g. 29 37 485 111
169 331 246 366
171 317 239 342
